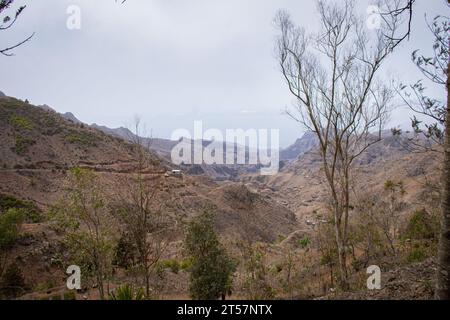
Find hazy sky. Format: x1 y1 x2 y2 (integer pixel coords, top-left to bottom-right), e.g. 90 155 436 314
0 0 448 147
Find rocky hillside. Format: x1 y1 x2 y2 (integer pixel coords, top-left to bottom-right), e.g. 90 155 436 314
0 94 298 239
241 131 441 231
280 131 318 161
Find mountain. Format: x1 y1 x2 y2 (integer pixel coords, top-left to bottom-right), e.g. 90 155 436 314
61 112 82 124
280 131 318 161
0 93 275 180
0 95 298 241
240 130 440 232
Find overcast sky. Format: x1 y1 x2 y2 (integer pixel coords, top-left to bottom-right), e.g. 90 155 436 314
0 0 448 147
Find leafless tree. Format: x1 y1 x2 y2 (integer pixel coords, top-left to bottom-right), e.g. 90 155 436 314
389 0 449 299
0 0 34 56
395 12 449 153
435 0 450 301
114 118 172 298
275 0 407 289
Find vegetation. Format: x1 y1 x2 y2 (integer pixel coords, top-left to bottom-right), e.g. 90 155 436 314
0 208 24 250
184 209 236 300
9 115 33 130
240 244 274 300
275 0 406 289
0 194 42 223
51 167 117 300
109 284 145 300
403 209 437 241
0 262 26 299
65 131 97 147
0 0 447 301
113 119 171 298
0 0 34 56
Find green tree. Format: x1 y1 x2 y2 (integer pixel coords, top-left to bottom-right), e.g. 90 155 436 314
184 209 236 300
0 208 23 279
51 167 117 300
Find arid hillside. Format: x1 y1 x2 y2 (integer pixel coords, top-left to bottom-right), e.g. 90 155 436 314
0 94 442 300
0 96 300 299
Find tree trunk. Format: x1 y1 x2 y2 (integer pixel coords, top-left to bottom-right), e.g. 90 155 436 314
334 213 348 290
145 265 150 298
436 58 450 300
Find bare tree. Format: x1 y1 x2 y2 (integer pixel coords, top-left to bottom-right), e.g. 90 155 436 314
0 0 34 56
391 2 449 298
435 1 450 300
396 13 449 151
275 0 406 289
114 118 172 298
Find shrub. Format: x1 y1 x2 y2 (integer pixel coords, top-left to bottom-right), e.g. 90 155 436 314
9 115 33 130
0 262 27 299
159 259 181 274
34 279 57 293
403 209 435 240
0 208 24 250
0 194 42 223
407 244 427 263
298 236 311 249
109 284 145 300
65 131 97 147
13 135 35 155
180 258 193 271
246 279 275 300
113 233 137 269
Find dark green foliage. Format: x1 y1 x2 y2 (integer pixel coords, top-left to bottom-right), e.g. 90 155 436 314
0 194 42 223
403 209 436 240
407 244 427 263
0 208 24 250
298 236 311 249
113 233 137 269
185 209 236 300
65 130 97 147
0 262 26 299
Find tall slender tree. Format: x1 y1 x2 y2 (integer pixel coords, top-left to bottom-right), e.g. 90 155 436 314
275 0 407 289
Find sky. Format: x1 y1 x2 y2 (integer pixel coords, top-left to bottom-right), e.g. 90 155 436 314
0 0 448 147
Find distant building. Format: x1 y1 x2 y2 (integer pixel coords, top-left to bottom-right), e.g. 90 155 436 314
165 169 182 177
